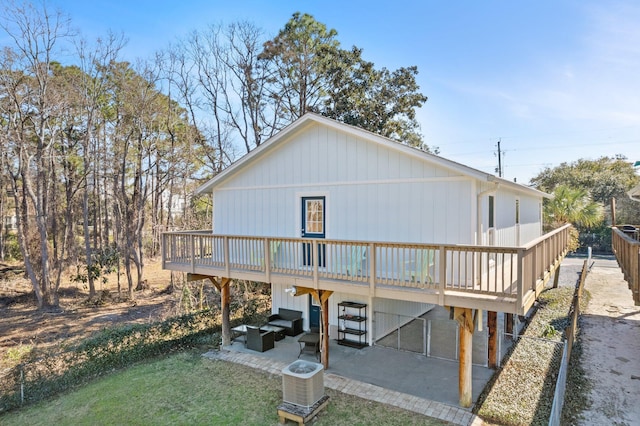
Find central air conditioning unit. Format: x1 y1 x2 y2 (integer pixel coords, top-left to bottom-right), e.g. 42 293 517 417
282 360 324 408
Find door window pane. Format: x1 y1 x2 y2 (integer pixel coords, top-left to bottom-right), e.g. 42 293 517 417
306 199 324 234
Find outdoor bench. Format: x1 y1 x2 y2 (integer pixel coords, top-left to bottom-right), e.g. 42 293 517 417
267 308 303 336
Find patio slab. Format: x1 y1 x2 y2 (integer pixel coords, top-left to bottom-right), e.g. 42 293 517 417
222 330 493 409
205 346 484 425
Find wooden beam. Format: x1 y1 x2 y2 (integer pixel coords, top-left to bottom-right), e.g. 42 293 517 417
208 277 221 292
187 273 213 282
220 278 231 346
487 311 498 369
454 307 474 408
290 286 315 298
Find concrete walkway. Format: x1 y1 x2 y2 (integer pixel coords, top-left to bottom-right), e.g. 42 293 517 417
203 348 483 425
577 255 640 425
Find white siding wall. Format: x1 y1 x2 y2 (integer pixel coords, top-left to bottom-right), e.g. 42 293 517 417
215 120 547 332
493 187 544 246
271 282 432 341
271 282 311 328
372 298 434 341
213 124 475 244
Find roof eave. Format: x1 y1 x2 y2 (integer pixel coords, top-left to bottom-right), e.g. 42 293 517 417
195 113 551 199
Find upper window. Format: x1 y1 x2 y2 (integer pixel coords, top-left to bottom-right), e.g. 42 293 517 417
515 199 520 224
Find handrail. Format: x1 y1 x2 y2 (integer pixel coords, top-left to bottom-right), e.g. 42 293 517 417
162 226 571 313
611 227 640 304
521 223 572 250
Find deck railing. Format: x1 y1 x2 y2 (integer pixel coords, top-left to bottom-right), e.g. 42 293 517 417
612 227 640 304
162 224 571 313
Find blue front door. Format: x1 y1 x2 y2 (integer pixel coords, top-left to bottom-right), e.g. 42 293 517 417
301 197 326 267
309 294 320 330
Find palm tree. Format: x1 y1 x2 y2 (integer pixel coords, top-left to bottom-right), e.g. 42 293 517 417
544 185 604 229
544 185 604 251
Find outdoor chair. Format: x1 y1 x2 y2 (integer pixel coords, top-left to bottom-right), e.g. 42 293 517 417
329 245 367 278
346 245 367 277
298 327 320 360
250 241 281 269
246 326 275 352
409 248 435 286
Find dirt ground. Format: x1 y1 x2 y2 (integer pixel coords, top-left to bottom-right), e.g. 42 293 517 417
578 257 640 426
0 259 178 369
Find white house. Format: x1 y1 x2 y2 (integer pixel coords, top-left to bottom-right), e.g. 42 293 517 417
194 112 550 325
162 113 569 406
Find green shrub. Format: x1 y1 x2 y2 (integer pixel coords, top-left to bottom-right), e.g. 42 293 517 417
2 233 22 261
0 309 231 413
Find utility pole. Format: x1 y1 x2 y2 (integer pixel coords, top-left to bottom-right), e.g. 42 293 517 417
497 139 502 177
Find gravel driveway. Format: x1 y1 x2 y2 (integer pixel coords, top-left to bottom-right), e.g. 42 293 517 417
576 255 640 426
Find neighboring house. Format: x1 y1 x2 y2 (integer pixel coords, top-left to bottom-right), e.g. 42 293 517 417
162 113 569 406
3 214 17 232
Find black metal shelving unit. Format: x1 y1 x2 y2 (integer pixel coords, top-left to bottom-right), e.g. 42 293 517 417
337 301 367 349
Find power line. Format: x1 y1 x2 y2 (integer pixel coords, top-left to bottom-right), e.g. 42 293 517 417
444 137 640 158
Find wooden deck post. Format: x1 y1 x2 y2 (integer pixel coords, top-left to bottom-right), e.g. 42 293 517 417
321 291 330 369
487 311 498 369
293 287 333 368
220 278 231 346
454 307 474 408
552 263 561 288
611 197 616 227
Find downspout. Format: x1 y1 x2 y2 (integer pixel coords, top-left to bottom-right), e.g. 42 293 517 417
476 178 499 245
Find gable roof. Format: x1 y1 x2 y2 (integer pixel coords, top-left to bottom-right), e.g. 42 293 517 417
196 113 550 199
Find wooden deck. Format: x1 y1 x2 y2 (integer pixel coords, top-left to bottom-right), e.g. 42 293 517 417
162 224 570 315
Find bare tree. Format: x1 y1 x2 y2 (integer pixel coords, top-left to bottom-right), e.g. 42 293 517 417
222 21 280 151
0 1 72 308
75 32 125 298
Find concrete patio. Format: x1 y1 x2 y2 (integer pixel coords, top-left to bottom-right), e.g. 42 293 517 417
221 326 494 409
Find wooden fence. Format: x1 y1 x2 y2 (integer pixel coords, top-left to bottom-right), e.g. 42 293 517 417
612 227 640 305
549 259 589 426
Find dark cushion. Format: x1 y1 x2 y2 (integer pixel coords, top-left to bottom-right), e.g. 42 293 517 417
277 308 302 321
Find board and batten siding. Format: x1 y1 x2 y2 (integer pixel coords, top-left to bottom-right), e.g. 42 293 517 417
491 187 544 246
212 123 475 244
272 282 433 341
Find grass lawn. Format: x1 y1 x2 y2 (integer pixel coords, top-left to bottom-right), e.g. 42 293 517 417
0 350 450 425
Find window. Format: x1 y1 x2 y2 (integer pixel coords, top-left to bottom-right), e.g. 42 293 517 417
304 198 324 235
515 199 520 224
301 196 326 267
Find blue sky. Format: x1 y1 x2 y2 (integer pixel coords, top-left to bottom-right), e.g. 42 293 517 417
38 0 640 184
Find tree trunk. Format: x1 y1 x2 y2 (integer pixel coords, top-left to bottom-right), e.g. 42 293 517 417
82 152 96 299
9 173 44 309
